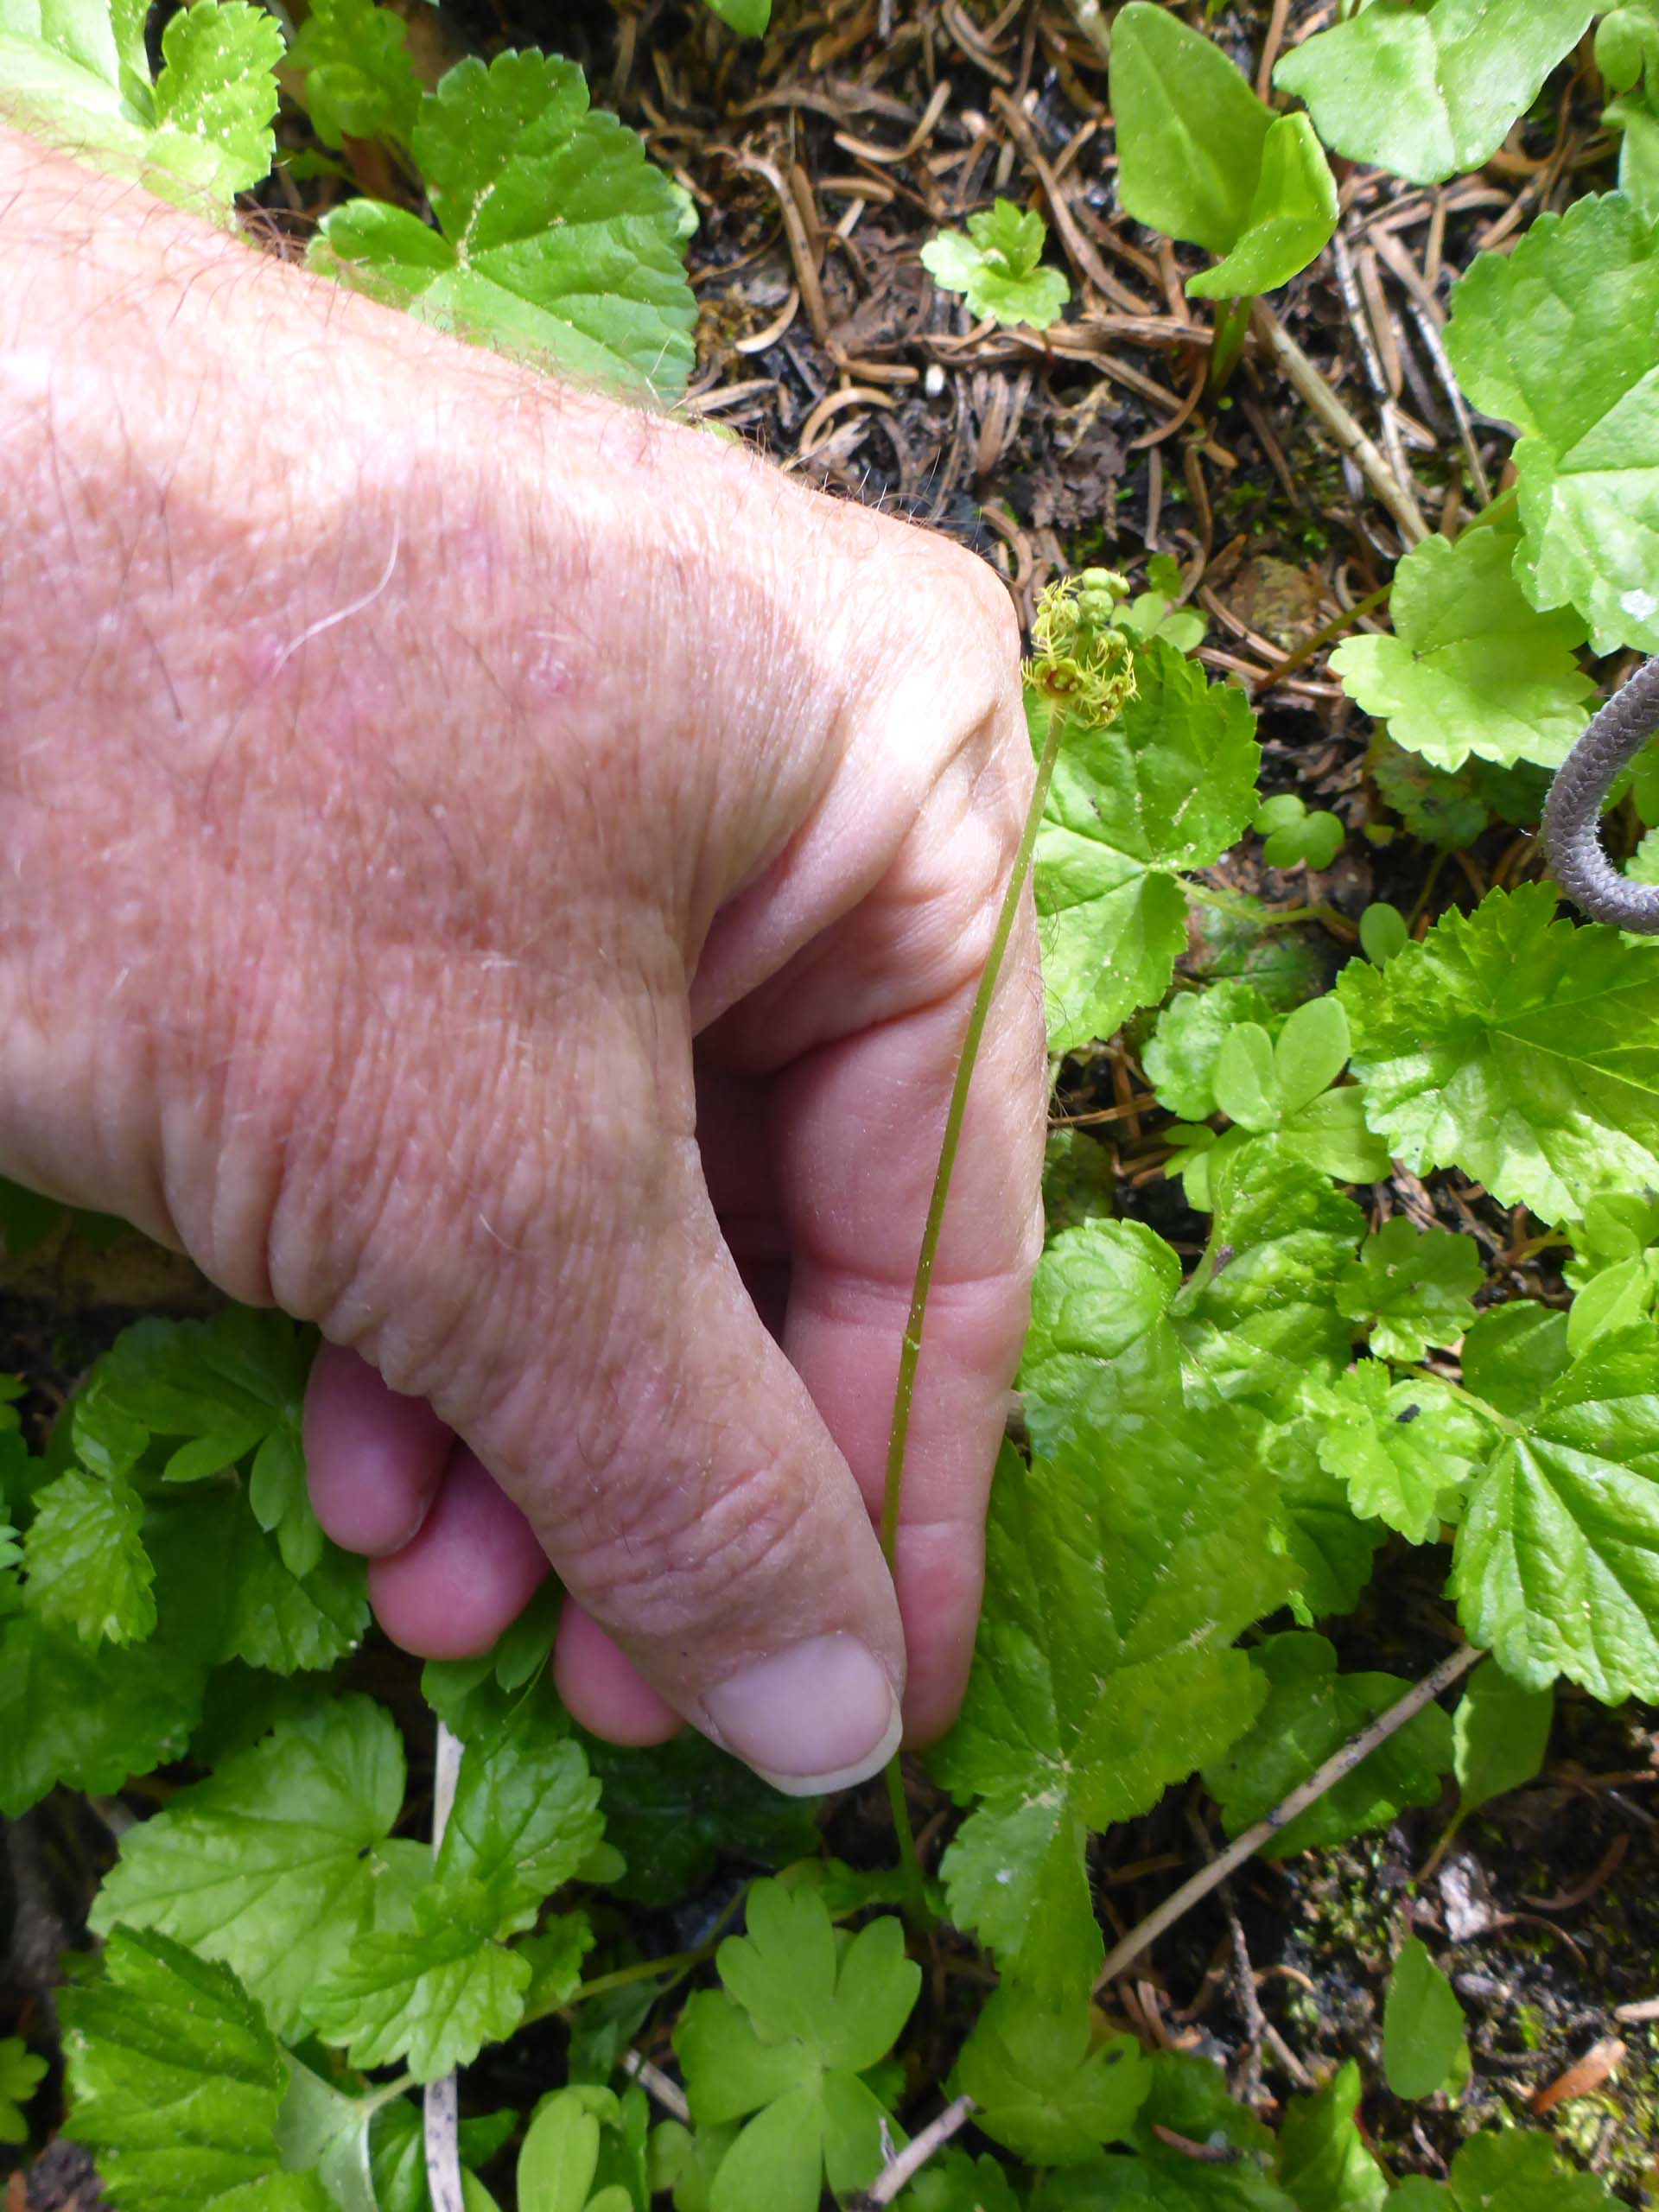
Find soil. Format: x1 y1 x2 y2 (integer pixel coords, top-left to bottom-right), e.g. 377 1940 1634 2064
4 1 1657 2205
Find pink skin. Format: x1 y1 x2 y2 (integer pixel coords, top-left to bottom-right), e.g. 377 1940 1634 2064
1 129 1045 1781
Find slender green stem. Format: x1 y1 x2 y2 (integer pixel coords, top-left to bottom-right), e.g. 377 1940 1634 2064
879 696 1065 1563
1252 579 1393 695
878 698 1067 1923
1209 296 1252 395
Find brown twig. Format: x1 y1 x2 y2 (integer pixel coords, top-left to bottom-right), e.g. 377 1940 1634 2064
1094 1644 1484 1993
1251 302 1429 546
853 2092 978 2208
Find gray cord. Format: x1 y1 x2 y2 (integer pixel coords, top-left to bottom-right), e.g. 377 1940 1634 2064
1542 654 1659 932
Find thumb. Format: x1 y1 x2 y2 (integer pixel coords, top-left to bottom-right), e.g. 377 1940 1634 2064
462 1169 906 1796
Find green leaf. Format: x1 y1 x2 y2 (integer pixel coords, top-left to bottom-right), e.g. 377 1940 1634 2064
0 1606 204 1816
1179 1149 1366 1383
1255 791 1345 870
898 2151 1023 2212
517 2088 602 2212
1336 1219 1484 1364
1110 2 1272 255
0 0 283 208
1361 904 1409 967
1599 3 1659 92
312 49 696 402
1451 1325 1659 1700
284 0 421 149
1062 2052 1295 2209
1188 114 1338 302
371 2099 512 2212
1315 1363 1492 1546
920 200 1070 329
580 1729 819 1907
1430 2130 1615 2210
1382 1938 1467 2101
310 1878 530 2082
1144 982 1278 1122
1203 1633 1453 1857
954 1988 1150 2164
1274 0 1597 184
1461 1300 1571 1422
1452 1656 1553 1820
1340 885 1659 1224
1035 639 1261 1054
22 1468 156 1644
147 1483 369 1675
1043 1127 1119 1238
674 1881 918 2212
61 1927 307 2212
1276 2062 1387 2212
1607 79 1659 219
81 1306 312 1485
271 2058 390 2212
89 1695 423 2041
0 2035 47 2146
441 1707 605 1929
1278 1422 1389 1621
932 1414 1292 1999
1446 193 1659 655
1332 530 1594 771
1020 1219 1184 1452
703 0 770 34
150 1 285 189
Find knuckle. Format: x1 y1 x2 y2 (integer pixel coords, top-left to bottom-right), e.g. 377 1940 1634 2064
558 1445 816 1644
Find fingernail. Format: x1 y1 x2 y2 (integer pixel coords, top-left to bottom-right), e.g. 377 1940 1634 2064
702 1635 903 1796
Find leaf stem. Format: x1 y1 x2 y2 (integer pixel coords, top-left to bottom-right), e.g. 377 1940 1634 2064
1091 1642 1484 1992
1209 296 1252 394
878 696 1066 1921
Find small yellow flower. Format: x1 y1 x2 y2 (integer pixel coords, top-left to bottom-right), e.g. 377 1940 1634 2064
1026 570 1137 724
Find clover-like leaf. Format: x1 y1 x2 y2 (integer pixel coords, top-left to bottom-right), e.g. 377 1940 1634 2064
1340 885 1659 1225
1332 529 1595 772
1035 639 1260 1054
921 200 1070 329
0 2035 47 2148
313 48 696 401
1143 982 1279 1122
675 1880 918 2212
1274 0 1597 185
1446 194 1659 654
1256 791 1345 870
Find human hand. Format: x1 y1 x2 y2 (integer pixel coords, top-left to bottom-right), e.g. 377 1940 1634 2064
0 131 1046 1793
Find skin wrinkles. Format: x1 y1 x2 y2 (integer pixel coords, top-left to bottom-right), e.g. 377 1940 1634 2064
0 127 1046 1768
